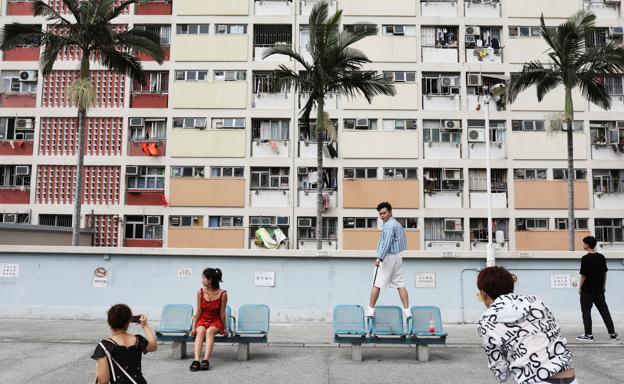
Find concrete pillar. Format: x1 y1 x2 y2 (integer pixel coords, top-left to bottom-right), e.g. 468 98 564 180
351 343 362 362
237 343 250 361
416 344 429 362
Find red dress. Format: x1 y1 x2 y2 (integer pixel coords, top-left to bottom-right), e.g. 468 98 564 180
195 289 226 335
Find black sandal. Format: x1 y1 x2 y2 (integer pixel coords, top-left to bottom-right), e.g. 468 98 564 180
189 360 200 372
200 360 210 371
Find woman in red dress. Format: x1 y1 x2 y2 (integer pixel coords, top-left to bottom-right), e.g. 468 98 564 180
189 268 228 371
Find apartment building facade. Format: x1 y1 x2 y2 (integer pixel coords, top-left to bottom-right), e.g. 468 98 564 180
0 0 623 252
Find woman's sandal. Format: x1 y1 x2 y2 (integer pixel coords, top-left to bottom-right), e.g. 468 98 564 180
189 360 200 372
200 360 210 371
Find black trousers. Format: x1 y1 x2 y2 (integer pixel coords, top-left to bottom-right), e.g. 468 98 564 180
580 292 615 335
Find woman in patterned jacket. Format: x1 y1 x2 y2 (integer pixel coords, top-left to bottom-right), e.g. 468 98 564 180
477 266 578 384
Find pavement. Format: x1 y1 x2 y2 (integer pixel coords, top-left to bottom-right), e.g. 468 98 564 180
0 320 622 384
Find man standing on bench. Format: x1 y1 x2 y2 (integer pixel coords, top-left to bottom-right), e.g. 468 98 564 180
366 201 411 320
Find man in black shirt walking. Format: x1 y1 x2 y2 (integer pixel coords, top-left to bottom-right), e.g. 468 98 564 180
576 236 619 341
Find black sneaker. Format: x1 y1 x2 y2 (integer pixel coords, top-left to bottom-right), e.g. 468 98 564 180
610 333 619 340
576 334 594 342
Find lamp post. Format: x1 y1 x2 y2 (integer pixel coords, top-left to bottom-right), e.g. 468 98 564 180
483 83 506 267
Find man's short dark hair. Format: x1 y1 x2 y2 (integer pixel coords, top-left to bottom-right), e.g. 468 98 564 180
477 267 515 300
376 201 392 212
583 236 597 250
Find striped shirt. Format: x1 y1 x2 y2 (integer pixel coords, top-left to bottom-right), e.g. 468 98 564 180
376 217 407 261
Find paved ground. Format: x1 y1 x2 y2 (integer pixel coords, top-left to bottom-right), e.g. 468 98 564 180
0 320 622 384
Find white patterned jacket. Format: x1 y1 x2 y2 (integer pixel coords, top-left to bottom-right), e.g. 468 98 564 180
477 294 574 384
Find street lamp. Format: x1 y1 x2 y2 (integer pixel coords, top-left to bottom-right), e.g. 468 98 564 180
482 83 506 267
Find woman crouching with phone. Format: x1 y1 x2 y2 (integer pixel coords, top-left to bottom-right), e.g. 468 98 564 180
92 304 157 384
189 267 228 372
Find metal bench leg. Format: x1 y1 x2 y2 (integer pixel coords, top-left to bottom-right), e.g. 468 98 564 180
172 341 187 360
416 344 429 362
351 343 362 362
237 343 250 361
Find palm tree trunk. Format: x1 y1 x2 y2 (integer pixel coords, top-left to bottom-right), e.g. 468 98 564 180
71 56 90 246
315 97 325 250
564 87 575 251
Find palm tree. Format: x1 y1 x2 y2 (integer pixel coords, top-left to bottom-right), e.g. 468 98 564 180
2 0 164 245
507 10 624 251
264 1 395 249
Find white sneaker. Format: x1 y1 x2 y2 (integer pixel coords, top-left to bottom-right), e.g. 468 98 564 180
403 308 412 319
365 306 375 317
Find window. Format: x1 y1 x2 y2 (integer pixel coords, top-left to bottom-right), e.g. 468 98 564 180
423 168 463 192
129 118 166 140
555 218 589 230
423 120 462 143
586 28 609 48
210 166 244 178
253 24 292 47
126 166 165 190
135 25 171 45
553 169 587 180
382 25 416 36
298 167 337 190
0 213 29 224
396 218 418 229
343 24 377 34
252 119 289 140
513 169 547 180
549 120 584 132
382 71 416 83
253 72 279 92
466 120 506 143
422 73 460 96
0 117 35 141
215 70 247 81
590 121 624 145
383 168 417 179
464 26 502 49
175 70 209 81
208 216 243 228
1 71 37 93
470 218 509 242
213 118 245 129
382 119 417 131
344 168 377 179
173 117 208 129
603 75 624 96
133 71 168 93
297 217 337 240
171 166 204 178
250 167 289 189
39 214 72 227
169 216 203 227
509 26 543 38
215 24 247 34
125 216 162 240
595 218 624 243
176 24 209 35
343 118 378 130
0 165 30 187
299 118 337 141
593 169 624 194
468 169 507 192
343 217 377 229
515 218 549 231
512 120 545 131
421 26 459 47
424 218 464 242
249 216 289 242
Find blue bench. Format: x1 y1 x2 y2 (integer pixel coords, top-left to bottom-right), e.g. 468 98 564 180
155 303 270 361
333 305 447 362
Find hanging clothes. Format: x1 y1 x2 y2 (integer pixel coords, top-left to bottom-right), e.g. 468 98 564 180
322 193 329 210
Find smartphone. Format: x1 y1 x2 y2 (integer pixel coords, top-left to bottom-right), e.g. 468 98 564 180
130 315 141 324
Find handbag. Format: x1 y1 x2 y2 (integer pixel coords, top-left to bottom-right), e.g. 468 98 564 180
94 341 139 384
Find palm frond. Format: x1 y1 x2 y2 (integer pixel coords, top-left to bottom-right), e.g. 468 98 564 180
115 28 164 64
263 44 311 71
109 0 137 21
576 71 612 110
33 1 72 24
61 0 81 20
1 23 43 51
333 71 395 103
94 47 144 81
507 61 561 102
39 33 74 75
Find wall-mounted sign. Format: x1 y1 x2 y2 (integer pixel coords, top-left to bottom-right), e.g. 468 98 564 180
177 267 192 278
0 263 19 278
93 266 108 288
550 274 572 289
415 272 436 288
254 271 275 287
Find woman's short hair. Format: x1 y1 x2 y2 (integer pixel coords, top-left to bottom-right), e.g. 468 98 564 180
107 304 132 330
477 266 515 300
203 268 223 289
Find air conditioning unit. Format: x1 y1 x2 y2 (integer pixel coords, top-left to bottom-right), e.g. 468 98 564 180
444 218 462 231
170 216 181 226
15 166 30 175
298 218 312 227
225 72 237 81
441 77 460 87
3 213 17 223
194 119 207 129
129 118 144 127
297 167 308 175
467 74 483 87
444 169 461 180
217 24 227 34
15 118 34 129
442 120 461 130
465 35 476 45
406 119 418 129
145 216 161 225
394 72 406 82
617 121 624 129
19 71 37 82
468 128 486 142
276 216 289 225
125 165 139 175
355 118 369 127
250 217 261 225
465 26 481 36
610 26 624 36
